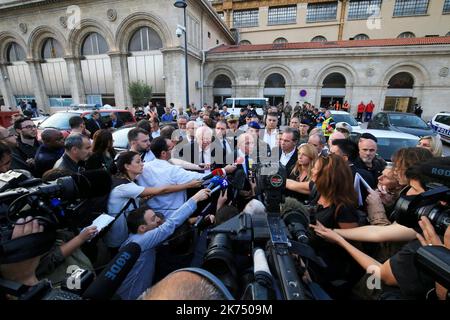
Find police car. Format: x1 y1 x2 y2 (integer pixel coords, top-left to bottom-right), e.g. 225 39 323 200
430 112 450 143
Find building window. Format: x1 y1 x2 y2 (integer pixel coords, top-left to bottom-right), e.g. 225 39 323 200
268 5 297 25
49 95 73 107
208 32 211 38
239 40 252 45
353 33 370 40
129 27 162 52
447 31 450 36
393 0 429 16
233 9 259 28
273 37 288 44
311 35 328 42
42 38 63 59
348 0 382 20
397 31 416 38
82 33 108 55
444 0 450 13
306 2 338 23
217 12 224 20
6 42 26 62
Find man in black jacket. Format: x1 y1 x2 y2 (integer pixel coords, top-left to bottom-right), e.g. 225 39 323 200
107 112 124 129
86 111 104 137
53 133 92 173
34 129 65 177
14 117 41 174
354 133 386 182
279 127 299 176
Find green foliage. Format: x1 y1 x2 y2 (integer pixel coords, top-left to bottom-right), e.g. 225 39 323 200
128 81 153 107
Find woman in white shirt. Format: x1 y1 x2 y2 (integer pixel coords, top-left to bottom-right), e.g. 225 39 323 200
104 151 201 251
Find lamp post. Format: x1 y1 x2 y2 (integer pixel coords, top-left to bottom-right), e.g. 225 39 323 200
174 0 189 111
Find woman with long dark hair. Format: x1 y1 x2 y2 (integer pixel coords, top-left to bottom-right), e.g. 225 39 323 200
86 129 116 172
104 151 201 251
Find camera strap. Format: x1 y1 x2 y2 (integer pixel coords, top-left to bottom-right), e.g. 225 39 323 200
290 240 327 269
0 231 56 264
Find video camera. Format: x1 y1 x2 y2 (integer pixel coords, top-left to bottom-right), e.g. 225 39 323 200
202 162 325 300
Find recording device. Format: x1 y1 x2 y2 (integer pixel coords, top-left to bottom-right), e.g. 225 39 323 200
391 184 450 236
202 162 319 300
202 168 226 181
0 170 112 264
415 245 450 291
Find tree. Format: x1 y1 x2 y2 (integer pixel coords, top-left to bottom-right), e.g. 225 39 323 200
128 81 152 107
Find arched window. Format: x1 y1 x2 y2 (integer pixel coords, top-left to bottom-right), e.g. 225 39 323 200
397 32 415 39
265 73 285 88
446 31 450 37
323 73 346 88
214 75 232 88
41 38 63 59
273 37 288 44
129 27 163 52
353 33 369 40
239 40 251 45
7 42 26 62
311 35 327 42
388 72 414 89
82 33 108 55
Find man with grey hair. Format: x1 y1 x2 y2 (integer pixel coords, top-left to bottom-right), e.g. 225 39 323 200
308 133 328 157
54 133 92 173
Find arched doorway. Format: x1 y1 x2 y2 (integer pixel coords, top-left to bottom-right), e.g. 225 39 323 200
384 72 415 112
213 74 232 105
320 72 346 108
127 26 165 108
264 73 285 106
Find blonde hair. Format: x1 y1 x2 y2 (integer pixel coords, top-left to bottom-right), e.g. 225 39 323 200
418 135 443 157
291 143 318 180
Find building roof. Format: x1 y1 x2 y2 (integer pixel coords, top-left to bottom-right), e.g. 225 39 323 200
209 36 450 54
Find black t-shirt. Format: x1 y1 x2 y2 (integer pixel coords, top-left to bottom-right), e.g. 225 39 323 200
389 239 436 299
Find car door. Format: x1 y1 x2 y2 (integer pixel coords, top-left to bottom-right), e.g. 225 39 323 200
369 113 382 129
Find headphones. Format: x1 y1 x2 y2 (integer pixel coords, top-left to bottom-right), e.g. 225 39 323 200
171 267 235 300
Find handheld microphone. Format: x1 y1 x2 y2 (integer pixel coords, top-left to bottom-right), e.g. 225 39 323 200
206 176 222 189
82 242 141 300
211 178 229 194
202 168 226 181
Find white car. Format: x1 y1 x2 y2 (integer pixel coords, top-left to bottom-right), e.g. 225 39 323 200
352 129 419 162
430 112 450 144
330 110 361 131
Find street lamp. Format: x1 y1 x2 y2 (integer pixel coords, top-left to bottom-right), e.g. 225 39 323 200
174 0 189 111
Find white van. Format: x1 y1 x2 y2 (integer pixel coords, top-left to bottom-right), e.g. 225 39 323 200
430 112 450 143
221 98 268 117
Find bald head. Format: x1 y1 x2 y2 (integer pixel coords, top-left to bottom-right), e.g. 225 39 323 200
41 129 64 149
328 131 346 148
141 271 226 300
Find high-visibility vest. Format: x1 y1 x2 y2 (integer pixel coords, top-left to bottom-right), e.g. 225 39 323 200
322 117 335 137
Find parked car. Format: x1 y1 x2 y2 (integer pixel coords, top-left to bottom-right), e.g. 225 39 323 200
367 112 435 137
221 98 267 117
351 129 419 162
329 110 361 130
429 112 450 144
37 108 135 139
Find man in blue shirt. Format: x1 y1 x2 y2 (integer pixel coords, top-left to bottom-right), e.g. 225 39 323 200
161 107 174 122
116 188 211 300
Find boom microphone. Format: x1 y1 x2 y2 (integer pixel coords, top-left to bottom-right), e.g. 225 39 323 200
202 168 226 181
82 242 141 300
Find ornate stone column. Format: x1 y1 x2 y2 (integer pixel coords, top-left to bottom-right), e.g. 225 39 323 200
108 51 131 108
0 62 17 109
64 56 86 105
26 59 49 113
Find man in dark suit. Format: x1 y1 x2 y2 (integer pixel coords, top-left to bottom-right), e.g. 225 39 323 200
225 115 244 162
279 127 299 176
86 111 104 138
212 120 233 168
107 112 124 129
246 121 272 164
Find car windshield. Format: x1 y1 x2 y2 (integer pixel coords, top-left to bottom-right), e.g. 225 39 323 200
388 114 429 129
38 112 79 130
113 127 131 150
375 137 419 161
331 114 358 126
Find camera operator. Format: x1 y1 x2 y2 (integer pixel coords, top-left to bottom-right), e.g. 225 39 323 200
311 157 449 299
115 188 211 300
0 217 43 293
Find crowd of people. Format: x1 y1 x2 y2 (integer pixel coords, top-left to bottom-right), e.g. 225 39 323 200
0 100 448 301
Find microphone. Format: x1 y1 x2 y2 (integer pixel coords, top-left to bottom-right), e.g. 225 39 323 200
206 176 222 189
280 198 310 244
211 178 229 194
253 248 273 287
82 242 141 300
202 168 226 181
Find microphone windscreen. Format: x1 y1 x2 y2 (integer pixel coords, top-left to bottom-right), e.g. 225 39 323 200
82 242 141 300
253 248 271 276
72 169 112 198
